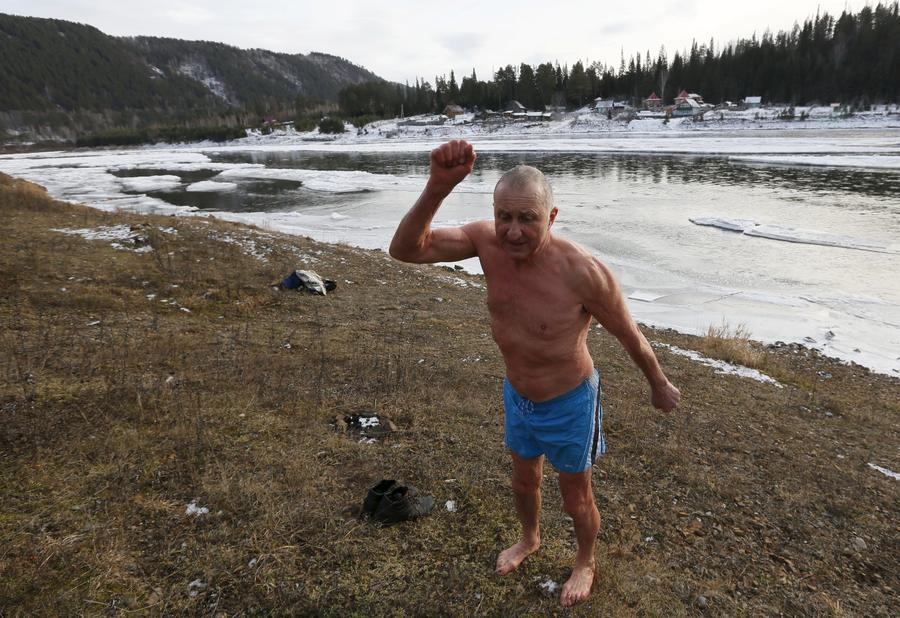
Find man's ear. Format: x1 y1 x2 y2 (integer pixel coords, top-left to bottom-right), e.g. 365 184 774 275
548 207 559 227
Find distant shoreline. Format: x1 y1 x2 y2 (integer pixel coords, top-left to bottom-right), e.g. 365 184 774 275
4 106 900 155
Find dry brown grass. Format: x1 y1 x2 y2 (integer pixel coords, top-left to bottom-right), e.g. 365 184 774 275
696 321 766 370
1 173 898 616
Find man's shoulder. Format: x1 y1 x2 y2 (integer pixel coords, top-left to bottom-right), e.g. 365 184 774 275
552 236 601 270
462 219 493 234
552 237 614 291
461 220 495 245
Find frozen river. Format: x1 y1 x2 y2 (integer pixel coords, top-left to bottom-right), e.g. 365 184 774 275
2 129 899 375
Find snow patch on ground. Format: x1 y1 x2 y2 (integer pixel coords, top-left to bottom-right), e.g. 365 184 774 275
208 231 272 262
185 500 209 516
110 242 153 253
176 60 229 102
439 275 483 289
53 224 137 242
653 342 782 386
537 577 559 594
867 463 900 480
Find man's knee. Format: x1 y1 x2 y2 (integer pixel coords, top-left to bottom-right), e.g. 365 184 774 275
510 456 543 494
511 473 541 495
559 474 597 518
562 490 596 518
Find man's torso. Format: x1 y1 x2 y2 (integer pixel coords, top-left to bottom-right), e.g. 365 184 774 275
466 222 597 401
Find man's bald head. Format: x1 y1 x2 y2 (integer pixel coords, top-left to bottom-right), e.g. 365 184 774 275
494 165 554 213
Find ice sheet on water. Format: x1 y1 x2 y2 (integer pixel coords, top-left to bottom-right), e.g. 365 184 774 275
729 154 900 171
628 290 666 302
201 132 900 157
186 180 238 192
689 217 757 233
690 217 894 253
119 175 182 193
216 166 490 194
743 224 893 253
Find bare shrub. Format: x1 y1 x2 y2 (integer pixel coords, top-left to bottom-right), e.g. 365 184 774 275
696 321 766 369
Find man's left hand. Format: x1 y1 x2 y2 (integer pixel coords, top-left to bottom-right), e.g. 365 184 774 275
651 381 681 412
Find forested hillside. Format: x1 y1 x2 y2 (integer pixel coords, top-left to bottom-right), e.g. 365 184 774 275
0 13 380 141
340 2 900 118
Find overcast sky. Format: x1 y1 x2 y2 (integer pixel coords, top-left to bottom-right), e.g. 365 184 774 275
4 1 870 83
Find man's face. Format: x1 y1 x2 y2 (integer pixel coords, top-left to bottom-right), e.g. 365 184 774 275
493 181 557 260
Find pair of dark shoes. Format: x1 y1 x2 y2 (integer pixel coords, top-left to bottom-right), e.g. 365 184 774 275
360 479 435 525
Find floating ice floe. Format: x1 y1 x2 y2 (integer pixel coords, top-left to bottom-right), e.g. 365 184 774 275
628 290 666 302
119 175 182 193
690 217 894 254
867 463 900 480
186 180 238 192
729 154 900 171
186 500 210 516
653 342 782 386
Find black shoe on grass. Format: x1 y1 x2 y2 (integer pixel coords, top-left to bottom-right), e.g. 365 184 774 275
360 479 397 519
373 485 435 525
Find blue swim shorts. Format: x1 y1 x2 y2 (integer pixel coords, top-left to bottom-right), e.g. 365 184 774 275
503 369 606 474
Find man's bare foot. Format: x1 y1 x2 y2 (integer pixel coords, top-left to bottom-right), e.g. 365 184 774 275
495 539 540 575
560 563 594 607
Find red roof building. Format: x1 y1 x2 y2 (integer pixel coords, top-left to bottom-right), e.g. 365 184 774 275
644 92 663 109
675 90 704 105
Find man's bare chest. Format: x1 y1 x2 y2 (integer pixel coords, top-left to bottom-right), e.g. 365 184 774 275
484 270 587 337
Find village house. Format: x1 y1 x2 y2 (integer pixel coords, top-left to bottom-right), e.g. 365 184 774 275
442 104 465 119
643 92 663 109
593 97 615 112
503 100 527 114
674 89 704 105
743 96 762 109
672 97 702 117
524 110 552 121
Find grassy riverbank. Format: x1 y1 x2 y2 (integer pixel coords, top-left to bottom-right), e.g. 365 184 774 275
1 173 897 616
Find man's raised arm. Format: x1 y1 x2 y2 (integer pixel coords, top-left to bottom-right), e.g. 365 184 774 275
582 259 681 412
389 140 478 264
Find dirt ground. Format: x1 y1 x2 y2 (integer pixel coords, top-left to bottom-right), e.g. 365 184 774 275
1 173 897 616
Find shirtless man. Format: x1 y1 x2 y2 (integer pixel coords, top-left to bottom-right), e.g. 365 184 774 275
389 139 681 607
